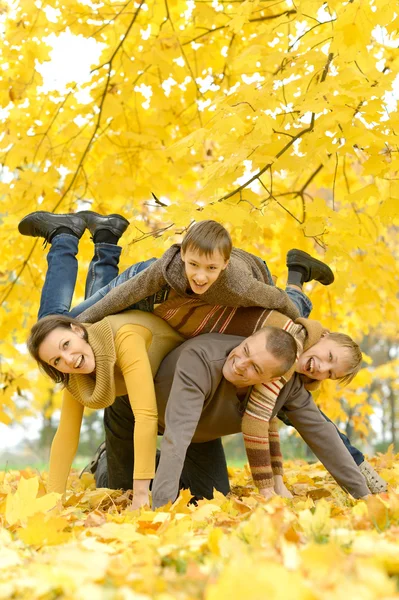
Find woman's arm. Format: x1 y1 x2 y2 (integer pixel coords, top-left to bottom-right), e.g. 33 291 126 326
48 389 84 494
115 326 159 509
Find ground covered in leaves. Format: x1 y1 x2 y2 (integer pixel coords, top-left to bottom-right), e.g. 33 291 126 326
0 452 398 600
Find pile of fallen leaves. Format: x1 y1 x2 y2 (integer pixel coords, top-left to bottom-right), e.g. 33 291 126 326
0 451 398 600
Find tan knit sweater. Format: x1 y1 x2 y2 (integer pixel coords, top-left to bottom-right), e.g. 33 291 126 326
47 311 182 494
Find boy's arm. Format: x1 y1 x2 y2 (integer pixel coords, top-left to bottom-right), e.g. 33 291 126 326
269 417 283 476
151 347 214 509
237 280 300 322
282 375 369 498
77 259 166 323
48 389 84 494
268 418 293 498
241 380 285 491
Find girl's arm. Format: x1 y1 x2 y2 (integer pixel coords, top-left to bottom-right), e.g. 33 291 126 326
48 389 84 494
115 326 159 509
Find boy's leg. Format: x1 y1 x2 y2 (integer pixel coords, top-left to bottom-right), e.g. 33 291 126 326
260 257 313 318
79 211 130 299
319 410 364 466
38 234 81 319
278 407 364 464
318 411 387 493
285 285 313 318
18 211 87 319
70 258 157 318
85 243 122 298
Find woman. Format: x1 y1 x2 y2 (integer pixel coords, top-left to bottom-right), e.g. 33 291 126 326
22 210 182 508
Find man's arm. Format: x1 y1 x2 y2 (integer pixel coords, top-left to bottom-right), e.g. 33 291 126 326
77 259 166 323
282 375 369 498
151 347 215 509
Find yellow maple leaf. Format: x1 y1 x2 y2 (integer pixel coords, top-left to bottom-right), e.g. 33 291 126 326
17 512 71 546
5 476 60 526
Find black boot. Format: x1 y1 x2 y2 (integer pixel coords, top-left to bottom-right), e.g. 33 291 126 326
78 211 129 242
18 211 86 243
287 249 334 286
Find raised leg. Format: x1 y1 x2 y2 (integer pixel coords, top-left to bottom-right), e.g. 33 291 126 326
38 234 80 319
70 258 157 318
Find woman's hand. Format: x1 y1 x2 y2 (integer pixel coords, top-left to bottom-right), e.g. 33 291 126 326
273 474 293 499
129 479 151 511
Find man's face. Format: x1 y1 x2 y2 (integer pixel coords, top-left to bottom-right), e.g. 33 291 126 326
222 332 282 387
181 248 228 295
296 336 351 381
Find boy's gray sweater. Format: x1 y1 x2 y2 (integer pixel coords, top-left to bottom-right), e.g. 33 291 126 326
78 244 301 324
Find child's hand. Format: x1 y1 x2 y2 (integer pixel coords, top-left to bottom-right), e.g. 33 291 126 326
273 474 293 498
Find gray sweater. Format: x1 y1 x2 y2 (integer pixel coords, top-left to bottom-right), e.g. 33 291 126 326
151 334 369 508
77 245 300 323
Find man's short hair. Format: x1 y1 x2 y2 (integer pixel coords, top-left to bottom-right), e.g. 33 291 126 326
255 326 297 378
181 220 232 261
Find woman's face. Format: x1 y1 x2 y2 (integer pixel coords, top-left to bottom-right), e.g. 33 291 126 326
38 324 96 375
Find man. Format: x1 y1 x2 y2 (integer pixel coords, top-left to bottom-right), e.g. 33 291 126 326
101 327 370 508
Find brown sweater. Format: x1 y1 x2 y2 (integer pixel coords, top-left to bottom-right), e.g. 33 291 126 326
154 296 323 488
152 333 369 508
77 245 300 324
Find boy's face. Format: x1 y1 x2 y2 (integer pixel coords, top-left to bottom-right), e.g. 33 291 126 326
295 336 351 381
181 248 228 295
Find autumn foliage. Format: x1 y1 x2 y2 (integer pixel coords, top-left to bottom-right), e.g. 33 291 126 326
0 0 398 425
0 455 399 598
0 1 398 595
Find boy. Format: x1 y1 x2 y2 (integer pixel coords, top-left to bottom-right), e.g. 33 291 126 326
23 217 331 324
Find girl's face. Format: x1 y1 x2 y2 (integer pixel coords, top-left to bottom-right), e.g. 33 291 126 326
38 325 95 375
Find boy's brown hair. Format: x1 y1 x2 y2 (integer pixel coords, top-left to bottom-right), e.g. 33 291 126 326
181 220 232 261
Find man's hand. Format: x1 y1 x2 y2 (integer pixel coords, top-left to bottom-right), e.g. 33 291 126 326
259 486 277 499
273 474 293 499
129 479 151 511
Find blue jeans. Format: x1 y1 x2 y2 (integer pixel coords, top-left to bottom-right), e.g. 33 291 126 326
38 234 156 319
38 234 122 319
261 260 312 318
70 259 158 318
320 411 364 466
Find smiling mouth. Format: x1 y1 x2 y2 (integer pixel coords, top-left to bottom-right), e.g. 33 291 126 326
192 281 207 288
306 357 315 374
232 358 243 377
74 355 84 369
